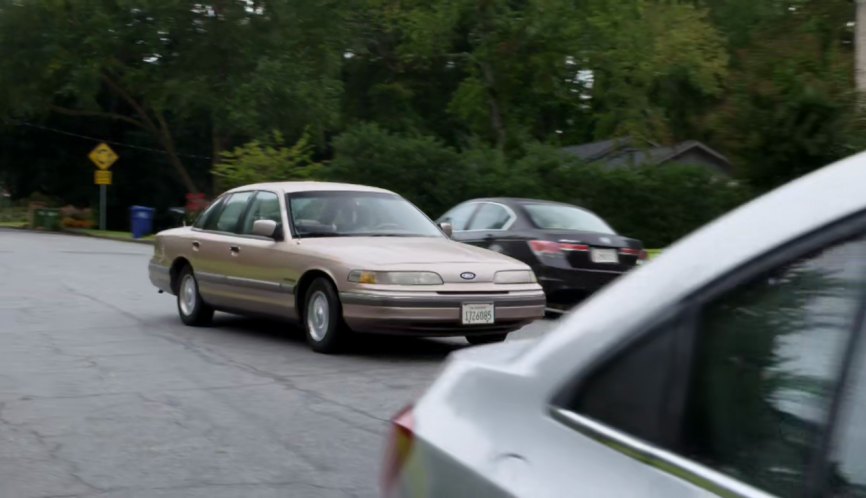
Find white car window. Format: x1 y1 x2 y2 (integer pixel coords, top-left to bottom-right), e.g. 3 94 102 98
564 233 866 497
205 191 253 233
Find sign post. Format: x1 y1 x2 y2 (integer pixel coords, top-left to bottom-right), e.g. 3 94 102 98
88 143 118 230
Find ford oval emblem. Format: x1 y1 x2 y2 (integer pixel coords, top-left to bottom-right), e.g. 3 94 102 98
460 272 476 280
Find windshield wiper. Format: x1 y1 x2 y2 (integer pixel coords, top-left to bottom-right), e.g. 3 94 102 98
296 232 351 238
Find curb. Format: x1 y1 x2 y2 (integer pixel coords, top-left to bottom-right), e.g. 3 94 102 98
63 228 155 245
1 226 155 245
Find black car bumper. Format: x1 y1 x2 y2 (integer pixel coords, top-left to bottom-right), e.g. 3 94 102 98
535 266 627 304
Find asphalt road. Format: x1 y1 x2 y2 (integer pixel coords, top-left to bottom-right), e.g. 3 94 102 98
0 230 555 498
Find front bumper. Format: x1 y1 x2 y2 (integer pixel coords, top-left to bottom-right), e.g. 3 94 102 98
149 261 172 293
340 290 546 336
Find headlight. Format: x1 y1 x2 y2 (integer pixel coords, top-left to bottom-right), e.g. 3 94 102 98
348 270 444 285
494 270 537 284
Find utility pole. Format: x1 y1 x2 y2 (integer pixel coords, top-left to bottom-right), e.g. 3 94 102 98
857 0 866 92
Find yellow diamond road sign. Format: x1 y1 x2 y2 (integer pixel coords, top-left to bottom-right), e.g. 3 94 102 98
94 170 113 185
89 143 118 170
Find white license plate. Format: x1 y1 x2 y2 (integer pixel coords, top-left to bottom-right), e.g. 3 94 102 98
591 248 619 264
462 303 495 325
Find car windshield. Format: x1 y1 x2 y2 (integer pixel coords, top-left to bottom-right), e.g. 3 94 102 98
289 191 443 238
523 203 616 234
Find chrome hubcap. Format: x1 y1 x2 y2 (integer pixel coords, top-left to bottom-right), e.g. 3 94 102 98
307 291 330 342
180 275 197 316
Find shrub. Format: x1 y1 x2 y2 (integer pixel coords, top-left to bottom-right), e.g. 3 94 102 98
328 125 752 247
59 205 95 229
328 123 466 216
213 130 323 191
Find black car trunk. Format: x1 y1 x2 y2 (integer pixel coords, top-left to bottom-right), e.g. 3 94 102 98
539 230 643 270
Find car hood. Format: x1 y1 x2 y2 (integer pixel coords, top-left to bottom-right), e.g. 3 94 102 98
298 236 523 267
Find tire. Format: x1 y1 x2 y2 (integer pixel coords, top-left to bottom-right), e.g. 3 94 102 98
303 278 348 353
176 266 214 326
466 333 508 346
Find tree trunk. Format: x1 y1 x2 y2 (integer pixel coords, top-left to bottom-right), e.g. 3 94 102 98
153 111 199 194
479 61 507 150
857 0 866 93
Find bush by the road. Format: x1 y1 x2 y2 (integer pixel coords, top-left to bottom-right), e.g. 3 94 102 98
328 125 753 248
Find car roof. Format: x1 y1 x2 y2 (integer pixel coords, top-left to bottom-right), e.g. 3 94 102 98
468 197 581 208
226 181 395 195
520 151 866 384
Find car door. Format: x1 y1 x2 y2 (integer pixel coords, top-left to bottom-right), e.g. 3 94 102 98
545 223 866 497
219 189 298 319
191 190 255 308
453 202 516 251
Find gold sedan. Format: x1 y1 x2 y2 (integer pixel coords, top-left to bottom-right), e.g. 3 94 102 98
148 182 546 353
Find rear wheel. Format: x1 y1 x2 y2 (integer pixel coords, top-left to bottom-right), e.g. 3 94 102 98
304 278 348 354
176 266 214 326
465 333 508 345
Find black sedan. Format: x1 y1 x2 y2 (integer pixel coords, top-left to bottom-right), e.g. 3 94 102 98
437 198 646 307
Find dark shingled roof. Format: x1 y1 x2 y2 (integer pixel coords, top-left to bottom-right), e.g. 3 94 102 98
562 137 732 175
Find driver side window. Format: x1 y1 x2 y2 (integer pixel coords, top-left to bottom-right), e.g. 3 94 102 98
439 203 477 231
240 191 282 235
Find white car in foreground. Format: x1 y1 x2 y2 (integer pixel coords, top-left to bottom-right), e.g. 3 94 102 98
382 152 866 498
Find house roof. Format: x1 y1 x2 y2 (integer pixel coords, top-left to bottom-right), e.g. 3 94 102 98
562 137 732 174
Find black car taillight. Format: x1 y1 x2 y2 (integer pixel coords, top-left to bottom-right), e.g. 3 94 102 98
528 240 589 256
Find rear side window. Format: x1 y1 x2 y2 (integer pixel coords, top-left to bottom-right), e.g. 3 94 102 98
193 197 224 229
204 191 253 233
563 233 866 497
523 203 614 234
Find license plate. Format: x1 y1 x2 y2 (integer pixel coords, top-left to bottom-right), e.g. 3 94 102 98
591 248 619 264
462 303 495 325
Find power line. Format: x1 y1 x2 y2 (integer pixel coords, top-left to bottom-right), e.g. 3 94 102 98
2 118 213 161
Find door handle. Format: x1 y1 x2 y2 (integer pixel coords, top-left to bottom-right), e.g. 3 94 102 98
192 241 200 250
230 245 240 254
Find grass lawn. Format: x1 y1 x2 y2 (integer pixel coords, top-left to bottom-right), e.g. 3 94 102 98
0 221 27 228
647 248 663 259
67 228 155 242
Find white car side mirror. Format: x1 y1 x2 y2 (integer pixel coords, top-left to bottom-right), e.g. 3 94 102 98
252 219 278 238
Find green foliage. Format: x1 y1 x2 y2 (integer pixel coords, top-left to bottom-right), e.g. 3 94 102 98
710 0 859 190
213 131 323 191
328 123 465 216
329 124 751 247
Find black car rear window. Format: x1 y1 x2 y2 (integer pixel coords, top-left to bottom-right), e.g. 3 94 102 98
523 203 615 234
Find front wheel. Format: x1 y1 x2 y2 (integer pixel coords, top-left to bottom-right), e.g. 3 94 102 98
304 278 348 354
176 266 214 326
466 333 508 346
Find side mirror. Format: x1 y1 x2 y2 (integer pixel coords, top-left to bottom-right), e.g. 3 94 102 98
438 222 453 238
252 219 278 238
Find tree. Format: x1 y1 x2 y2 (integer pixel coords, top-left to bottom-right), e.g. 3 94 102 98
708 0 860 190
0 0 348 193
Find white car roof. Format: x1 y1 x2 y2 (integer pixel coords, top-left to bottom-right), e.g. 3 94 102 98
227 181 394 195
522 151 866 380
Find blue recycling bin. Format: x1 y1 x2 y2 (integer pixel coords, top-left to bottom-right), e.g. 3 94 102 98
130 205 156 239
